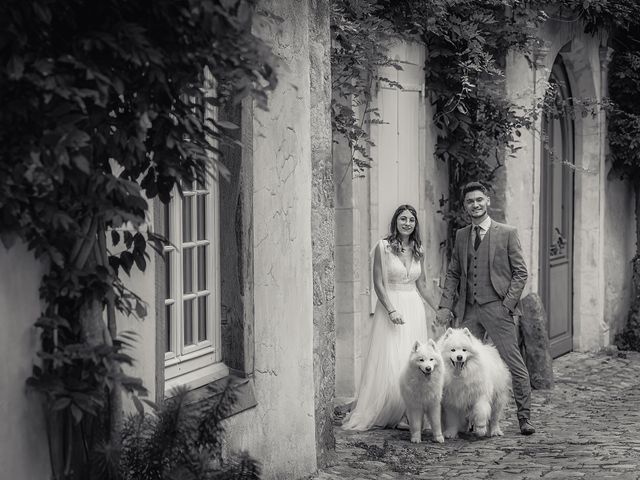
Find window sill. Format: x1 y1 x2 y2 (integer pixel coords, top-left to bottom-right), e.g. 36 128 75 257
165 360 228 396
182 373 257 420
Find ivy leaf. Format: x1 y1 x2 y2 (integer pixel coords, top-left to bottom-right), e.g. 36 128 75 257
7 55 24 80
135 300 147 318
132 395 145 416
33 3 53 24
108 255 120 274
134 250 146 271
66 130 91 149
133 232 146 252
48 247 65 267
72 155 91 174
70 404 83 424
52 397 71 411
124 231 134 249
139 112 152 130
111 230 121 246
120 251 134 275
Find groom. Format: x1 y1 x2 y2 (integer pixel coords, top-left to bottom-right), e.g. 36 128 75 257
435 181 535 435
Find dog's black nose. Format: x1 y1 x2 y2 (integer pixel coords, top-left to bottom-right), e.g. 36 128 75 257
456 355 463 361
425 366 432 372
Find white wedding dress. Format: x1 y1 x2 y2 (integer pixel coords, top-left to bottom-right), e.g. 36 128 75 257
342 240 432 431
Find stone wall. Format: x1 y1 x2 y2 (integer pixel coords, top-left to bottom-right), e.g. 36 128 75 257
222 0 319 477
604 177 636 339
309 0 336 468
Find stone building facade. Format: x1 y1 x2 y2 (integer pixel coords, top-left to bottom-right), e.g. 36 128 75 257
335 17 637 403
0 4 637 480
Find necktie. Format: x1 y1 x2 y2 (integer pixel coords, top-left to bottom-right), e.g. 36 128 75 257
473 226 482 251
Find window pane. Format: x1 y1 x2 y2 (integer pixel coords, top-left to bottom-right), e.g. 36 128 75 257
182 179 194 192
183 248 193 294
197 194 206 240
197 246 207 290
182 196 193 242
197 172 207 190
184 299 194 346
163 202 170 238
198 296 208 342
164 251 171 300
165 305 172 352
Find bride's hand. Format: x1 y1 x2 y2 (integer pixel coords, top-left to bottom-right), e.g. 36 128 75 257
389 311 404 325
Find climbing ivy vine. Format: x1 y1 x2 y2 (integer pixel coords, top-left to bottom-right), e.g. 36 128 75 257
331 0 545 244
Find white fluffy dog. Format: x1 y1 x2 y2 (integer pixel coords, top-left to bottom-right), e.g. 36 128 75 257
438 327 511 438
399 339 445 443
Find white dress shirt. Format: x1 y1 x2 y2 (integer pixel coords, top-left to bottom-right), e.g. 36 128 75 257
473 217 492 243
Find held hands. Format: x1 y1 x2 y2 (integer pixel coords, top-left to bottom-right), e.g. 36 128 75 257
388 310 404 325
435 307 453 326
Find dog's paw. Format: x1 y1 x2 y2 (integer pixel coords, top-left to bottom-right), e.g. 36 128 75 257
444 430 458 439
489 428 503 437
474 425 488 437
433 434 444 443
410 435 421 444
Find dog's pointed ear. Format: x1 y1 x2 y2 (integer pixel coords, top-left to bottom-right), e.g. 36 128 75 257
443 327 453 339
413 340 421 352
428 338 437 349
462 327 472 337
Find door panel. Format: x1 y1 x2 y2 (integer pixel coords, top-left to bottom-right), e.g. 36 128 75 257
376 86 422 238
548 260 571 339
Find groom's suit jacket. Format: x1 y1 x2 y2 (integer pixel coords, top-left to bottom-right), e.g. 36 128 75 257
439 220 528 321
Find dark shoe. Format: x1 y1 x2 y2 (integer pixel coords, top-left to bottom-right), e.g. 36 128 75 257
519 418 535 435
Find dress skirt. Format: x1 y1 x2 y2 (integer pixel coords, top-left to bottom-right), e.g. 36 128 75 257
342 283 430 430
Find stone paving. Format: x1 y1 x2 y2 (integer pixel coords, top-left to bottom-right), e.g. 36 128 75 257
311 349 640 480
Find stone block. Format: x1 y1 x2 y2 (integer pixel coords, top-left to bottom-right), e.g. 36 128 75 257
519 292 554 390
334 207 358 247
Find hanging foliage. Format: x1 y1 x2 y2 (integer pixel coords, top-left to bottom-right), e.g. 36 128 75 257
331 0 544 249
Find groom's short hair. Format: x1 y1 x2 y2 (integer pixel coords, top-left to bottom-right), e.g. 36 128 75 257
462 181 489 198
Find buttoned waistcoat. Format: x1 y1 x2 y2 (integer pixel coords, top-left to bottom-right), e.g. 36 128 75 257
439 220 528 321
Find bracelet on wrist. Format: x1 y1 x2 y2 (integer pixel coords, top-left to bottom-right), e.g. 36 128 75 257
388 309 396 315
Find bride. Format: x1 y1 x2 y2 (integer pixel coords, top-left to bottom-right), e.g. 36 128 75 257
342 204 438 431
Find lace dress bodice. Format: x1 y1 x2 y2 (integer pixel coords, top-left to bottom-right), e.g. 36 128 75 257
386 251 421 286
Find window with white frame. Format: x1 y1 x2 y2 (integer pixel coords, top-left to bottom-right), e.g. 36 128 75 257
162 170 227 393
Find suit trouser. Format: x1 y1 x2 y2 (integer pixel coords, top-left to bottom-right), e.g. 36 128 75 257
461 300 532 420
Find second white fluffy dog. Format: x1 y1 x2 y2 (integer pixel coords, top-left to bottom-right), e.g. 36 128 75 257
399 339 445 443
439 327 511 439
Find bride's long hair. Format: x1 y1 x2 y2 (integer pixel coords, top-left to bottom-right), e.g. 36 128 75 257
385 204 423 259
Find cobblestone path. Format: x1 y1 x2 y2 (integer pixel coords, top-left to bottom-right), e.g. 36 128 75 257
312 350 640 480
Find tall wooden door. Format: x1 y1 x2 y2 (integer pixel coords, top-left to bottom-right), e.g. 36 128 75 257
375 43 425 239
369 42 426 317
540 58 574 358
